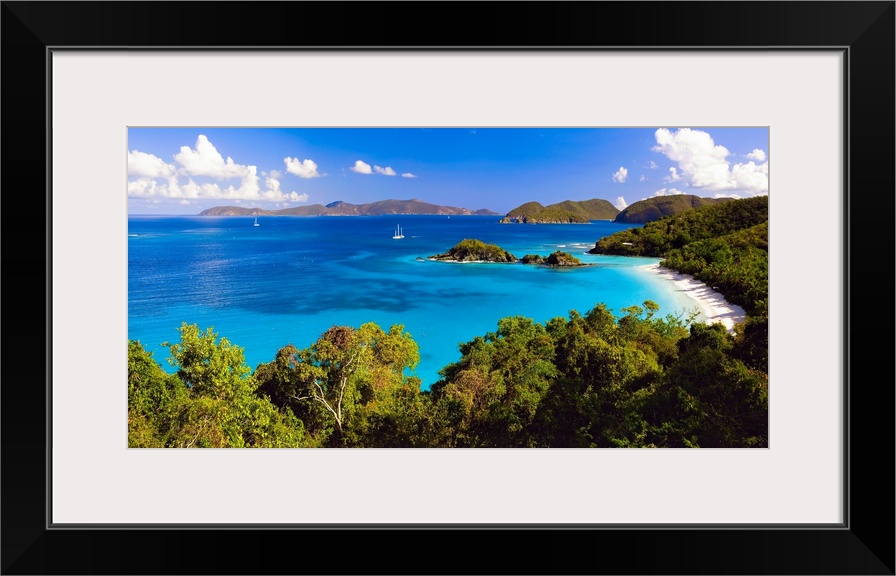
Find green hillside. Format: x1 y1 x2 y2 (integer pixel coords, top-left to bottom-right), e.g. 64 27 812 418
592 195 769 371
506 201 545 219
551 199 620 220
592 196 768 257
501 198 619 224
614 195 732 224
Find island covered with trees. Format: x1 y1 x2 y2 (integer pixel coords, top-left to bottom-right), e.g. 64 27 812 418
429 239 591 267
129 196 768 449
612 194 733 223
499 198 619 224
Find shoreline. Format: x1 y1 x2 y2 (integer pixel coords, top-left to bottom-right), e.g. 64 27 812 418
638 263 746 333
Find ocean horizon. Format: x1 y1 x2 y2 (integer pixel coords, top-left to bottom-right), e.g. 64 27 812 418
128 214 705 389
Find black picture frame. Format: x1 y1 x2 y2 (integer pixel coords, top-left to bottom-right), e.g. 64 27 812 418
2 2 893 574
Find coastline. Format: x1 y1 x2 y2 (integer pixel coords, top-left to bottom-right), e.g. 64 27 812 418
638 263 746 333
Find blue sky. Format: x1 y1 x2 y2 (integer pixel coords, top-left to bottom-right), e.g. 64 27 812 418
127 127 769 215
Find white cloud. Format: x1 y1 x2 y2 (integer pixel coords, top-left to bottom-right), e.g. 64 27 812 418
174 134 250 179
374 165 397 176
714 193 743 199
350 160 373 174
128 150 176 178
284 156 321 178
745 149 767 162
731 161 769 192
639 175 646 182
268 169 282 179
649 161 658 169
652 188 684 197
667 167 682 182
401 173 417 178
612 166 628 183
265 177 281 194
652 128 768 195
128 168 309 204
614 196 628 210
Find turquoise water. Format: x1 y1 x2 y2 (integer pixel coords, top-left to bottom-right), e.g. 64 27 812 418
128 215 701 389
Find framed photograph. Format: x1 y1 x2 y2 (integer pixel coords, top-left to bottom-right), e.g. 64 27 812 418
3 2 892 574
123 125 770 452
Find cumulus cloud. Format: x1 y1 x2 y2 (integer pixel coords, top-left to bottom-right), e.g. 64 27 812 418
639 175 646 182
731 161 769 192
745 149 767 162
614 196 628 210
649 161 658 169
128 150 177 178
667 167 682 182
374 165 397 176
652 128 768 195
612 166 628 183
260 176 307 202
174 135 250 179
350 160 373 174
284 156 321 178
268 169 282 179
128 136 310 204
714 193 743 199
128 172 308 203
401 172 417 178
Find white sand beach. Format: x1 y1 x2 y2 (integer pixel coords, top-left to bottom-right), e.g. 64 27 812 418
640 263 746 333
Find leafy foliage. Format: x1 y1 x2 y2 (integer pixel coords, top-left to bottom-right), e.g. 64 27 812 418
128 324 306 448
592 196 768 257
662 222 768 316
129 301 766 448
254 322 423 447
590 196 769 372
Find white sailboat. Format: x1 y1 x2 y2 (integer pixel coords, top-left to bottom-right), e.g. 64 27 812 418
254 217 260 227
392 224 404 239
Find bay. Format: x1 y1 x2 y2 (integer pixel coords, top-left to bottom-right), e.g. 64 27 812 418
128 215 702 389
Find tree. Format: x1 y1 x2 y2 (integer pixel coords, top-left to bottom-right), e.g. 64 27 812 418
431 316 557 447
128 340 187 447
255 322 421 447
645 323 768 447
160 323 305 448
164 323 254 403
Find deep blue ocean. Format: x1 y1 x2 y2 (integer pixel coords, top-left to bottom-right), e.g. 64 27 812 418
128 215 702 389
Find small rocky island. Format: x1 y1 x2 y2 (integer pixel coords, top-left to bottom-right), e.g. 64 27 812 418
522 251 591 267
429 240 591 268
429 239 517 262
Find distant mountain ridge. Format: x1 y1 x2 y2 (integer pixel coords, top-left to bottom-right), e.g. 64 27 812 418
614 195 733 224
500 198 619 224
199 199 499 217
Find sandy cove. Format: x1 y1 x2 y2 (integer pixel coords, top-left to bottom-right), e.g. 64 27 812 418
640 263 746 333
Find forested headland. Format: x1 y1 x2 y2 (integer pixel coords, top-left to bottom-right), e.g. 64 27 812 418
129 196 769 449
499 198 619 224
